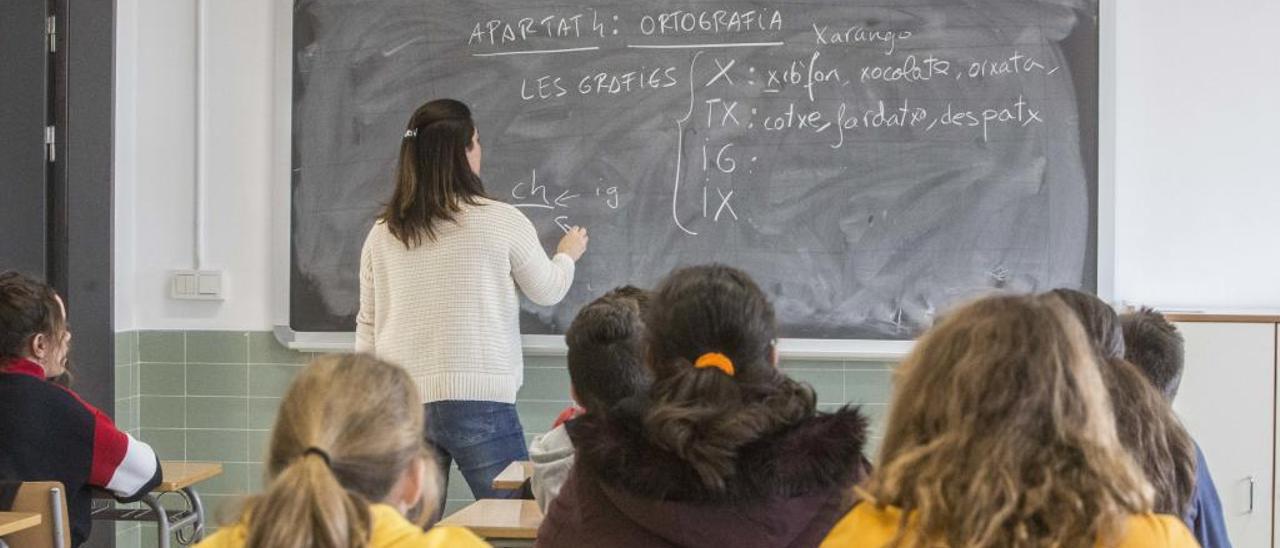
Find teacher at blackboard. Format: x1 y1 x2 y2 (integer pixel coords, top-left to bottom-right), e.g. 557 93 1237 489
355 99 589 516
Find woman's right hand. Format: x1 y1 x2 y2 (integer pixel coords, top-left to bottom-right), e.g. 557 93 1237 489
557 226 589 261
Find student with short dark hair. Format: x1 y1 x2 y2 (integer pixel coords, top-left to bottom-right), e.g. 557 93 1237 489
1123 307 1232 548
821 294 1196 547
538 265 871 548
1049 289 1197 517
1122 307 1186 399
528 286 651 512
0 271 163 547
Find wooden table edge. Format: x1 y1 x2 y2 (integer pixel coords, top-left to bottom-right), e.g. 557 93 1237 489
491 461 534 490
447 524 539 540
0 511 42 537
438 499 542 540
157 461 224 492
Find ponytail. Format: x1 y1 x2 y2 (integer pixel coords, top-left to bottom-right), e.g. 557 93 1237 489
235 354 429 547
245 451 371 548
644 360 815 492
640 264 817 493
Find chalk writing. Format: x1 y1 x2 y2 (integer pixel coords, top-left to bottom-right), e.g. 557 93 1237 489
469 15 587 45
638 9 783 36
811 23 912 55
465 9 1067 236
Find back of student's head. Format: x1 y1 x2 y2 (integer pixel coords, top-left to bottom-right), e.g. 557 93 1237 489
642 264 815 492
0 271 65 363
565 286 651 412
245 354 430 548
1048 288 1125 360
1121 307 1185 399
1049 290 1196 516
1096 356 1197 515
869 293 1151 547
381 98 488 247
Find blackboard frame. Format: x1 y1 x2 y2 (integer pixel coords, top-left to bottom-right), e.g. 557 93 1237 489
269 0 1116 359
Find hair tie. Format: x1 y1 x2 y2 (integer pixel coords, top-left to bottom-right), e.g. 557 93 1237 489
694 352 735 376
303 447 332 467
404 128 418 139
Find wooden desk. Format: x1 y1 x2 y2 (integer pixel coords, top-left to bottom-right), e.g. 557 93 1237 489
92 461 223 548
157 461 223 492
0 512 41 537
440 499 542 540
492 461 533 490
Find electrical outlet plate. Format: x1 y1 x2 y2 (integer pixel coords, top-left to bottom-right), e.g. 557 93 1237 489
170 270 226 301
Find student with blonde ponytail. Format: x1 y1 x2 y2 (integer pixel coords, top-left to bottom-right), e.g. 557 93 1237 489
821 294 1196 547
538 264 872 548
197 354 487 548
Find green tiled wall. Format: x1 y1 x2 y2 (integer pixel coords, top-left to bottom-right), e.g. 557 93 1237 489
114 332 141 547
113 330 896 547
112 331 312 548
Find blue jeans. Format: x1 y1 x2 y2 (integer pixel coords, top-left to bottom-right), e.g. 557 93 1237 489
424 401 529 520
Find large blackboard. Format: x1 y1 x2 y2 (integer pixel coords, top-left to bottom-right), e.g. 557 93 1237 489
291 0 1099 339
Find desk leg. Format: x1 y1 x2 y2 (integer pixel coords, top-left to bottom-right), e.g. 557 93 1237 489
177 487 206 543
142 494 172 548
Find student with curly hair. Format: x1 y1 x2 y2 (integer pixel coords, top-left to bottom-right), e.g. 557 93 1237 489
822 294 1196 547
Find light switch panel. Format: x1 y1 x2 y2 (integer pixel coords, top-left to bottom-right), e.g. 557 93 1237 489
170 270 225 301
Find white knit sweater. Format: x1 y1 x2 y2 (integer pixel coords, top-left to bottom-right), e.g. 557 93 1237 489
355 198 575 403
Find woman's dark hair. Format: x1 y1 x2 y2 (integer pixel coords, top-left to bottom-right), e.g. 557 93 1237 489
1097 356 1197 515
1045 290 1197 516
379 98 488 248
0 271 66 363
642 264 815 492
1048 288 1125 360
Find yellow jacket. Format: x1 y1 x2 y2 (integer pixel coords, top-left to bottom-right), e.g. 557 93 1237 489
821 503 1198 547
197 504 489 548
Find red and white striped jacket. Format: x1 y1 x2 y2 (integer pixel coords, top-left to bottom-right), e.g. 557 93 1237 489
1 358 162 546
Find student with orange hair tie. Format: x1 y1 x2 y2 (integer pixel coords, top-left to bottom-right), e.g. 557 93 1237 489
537 264 872 548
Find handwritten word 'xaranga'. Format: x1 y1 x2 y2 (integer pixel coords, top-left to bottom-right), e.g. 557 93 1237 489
812 23 912 55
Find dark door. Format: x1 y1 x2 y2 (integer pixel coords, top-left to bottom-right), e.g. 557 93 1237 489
0 3 116 545
0 0 51 276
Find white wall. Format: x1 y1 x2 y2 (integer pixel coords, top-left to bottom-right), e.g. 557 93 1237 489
114 0 1280 331
1113 0 1280 310
116 0 276 330
114 0 138 331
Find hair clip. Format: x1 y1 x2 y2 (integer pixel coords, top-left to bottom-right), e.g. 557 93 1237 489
404 128 418 139
694 352 735 376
